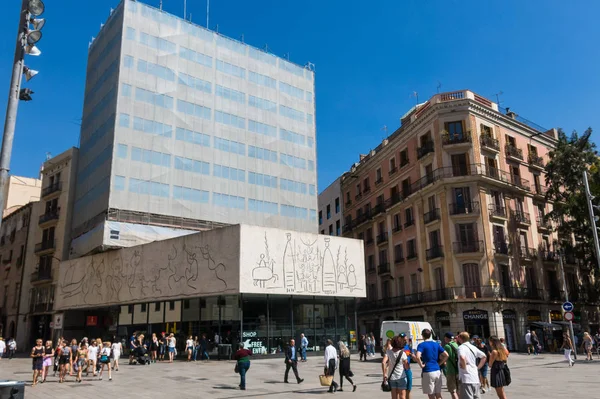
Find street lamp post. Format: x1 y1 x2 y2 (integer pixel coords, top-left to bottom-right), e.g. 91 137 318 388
0 0 45 232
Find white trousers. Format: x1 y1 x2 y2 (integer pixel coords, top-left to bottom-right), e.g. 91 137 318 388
564 349 573 365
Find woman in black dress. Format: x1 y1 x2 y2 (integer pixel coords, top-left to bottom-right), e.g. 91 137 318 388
358 335 367 361
488 336 509 399
31 339 44 386
337 341 356 392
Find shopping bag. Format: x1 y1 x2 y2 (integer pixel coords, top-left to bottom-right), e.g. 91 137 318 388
319 375 333 387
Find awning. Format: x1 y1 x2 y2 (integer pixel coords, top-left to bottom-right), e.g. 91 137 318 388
530 322 561 330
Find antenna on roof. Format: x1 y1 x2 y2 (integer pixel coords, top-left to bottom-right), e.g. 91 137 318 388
493 91 504 105
284 52 290 60
206 0 210 28
410 91 419 105
159 0 163 10
381 125 388 140
437 81 442 93
45 152 52 161
215 24 219 33
240 34 244 43
184 0 186 19
264 44 269 52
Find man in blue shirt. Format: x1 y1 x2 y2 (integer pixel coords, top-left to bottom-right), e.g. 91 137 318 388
284 339 304 384
417 329 448 399
300 333 309 362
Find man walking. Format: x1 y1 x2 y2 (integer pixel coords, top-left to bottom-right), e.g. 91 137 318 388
0 337 5 360
416 329 448 399
525 330 532 355
324 339 340 393
284 339 304 384
443 332 459 399
300 333 309 362
456 332 486 399
7 338 16 360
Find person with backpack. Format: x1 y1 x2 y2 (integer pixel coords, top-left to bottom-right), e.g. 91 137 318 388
443 332 459 399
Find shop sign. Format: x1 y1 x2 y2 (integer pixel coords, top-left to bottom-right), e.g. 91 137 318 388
86 316 98 326
550 311 562 321
53 313 63 329
241 331 267 354
350 330 357 342
527 311 541 322
463 310 488 321
502 311 516 320
436 312 450 321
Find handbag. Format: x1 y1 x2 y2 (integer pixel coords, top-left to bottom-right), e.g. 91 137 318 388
348 370 354 377
234 363 239 374
382 350 402 392
503 363 511 386
319 374 334 386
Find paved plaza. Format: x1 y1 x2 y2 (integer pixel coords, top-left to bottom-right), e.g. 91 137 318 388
0 352 597 398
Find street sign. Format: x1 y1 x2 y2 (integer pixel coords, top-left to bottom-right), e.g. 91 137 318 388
564 311 574 322
562 302 574 312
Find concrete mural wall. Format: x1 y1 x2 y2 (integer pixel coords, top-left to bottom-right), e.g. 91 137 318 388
56 226 241 310
239 225 366 297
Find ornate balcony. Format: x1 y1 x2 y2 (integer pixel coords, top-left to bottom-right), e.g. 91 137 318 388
424 208 441 224
426 246 444 260
449 201 480 216
512 210 531 225
442 131 472 146
480 135 500 151
505 144 524 160
453 241 483 254
528 154 544 169
417 141 435 159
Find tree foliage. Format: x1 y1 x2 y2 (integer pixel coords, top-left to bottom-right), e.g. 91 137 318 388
545 127 600 276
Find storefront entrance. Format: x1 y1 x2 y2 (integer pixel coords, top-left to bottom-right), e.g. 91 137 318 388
435 312 450 336
502 310 517 351
463 309 490 338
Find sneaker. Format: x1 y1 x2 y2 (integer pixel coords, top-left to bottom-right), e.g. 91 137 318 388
298 379 304 384
353 385 357 392
338 388 343 392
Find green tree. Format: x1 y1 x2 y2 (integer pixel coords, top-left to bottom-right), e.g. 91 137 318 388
545 128 600 298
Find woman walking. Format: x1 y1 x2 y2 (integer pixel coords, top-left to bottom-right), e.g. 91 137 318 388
167 333 176 363
150 333 159 363
41 340 54 383
581 332 593 361
69 339 78 376
58 340 72 383
111 337 122 371
489 336 509 399
560 332 574 367
52 337 62 377
87 339 99 377
186 335 194 361
382 336 409 399
337 341 356 392
75 342 88 382
358 335 367 362
233 342 252 390
193 336 199 361
98 342 112 381
324 339 339 393
31 339 44 386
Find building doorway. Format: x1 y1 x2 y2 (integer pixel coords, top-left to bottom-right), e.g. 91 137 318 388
463 309 490 338
502 310 517 351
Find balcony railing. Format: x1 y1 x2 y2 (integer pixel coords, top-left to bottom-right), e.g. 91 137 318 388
494 242 509 255
404 219 414 228
406 252 418 260
41 182 62 198
345 199 352 207
394 256 404 264
363 186 371 194
489 204 507 218
548 290 564 301
449 201 480 215
400 158 409 168
501 286 544 300
537 217 551 229
31 269 52 283
39 210 59 225
424 208 441 224
372 203 385 218
453 241 483 254
389 167 398 176
442 131 472 145
34 240 56 254
392 224 402 233
528 154 544 168
510 174 531 191
377 263 390 275
355 192 363 200
518 246 537 259
512 210 531 225
367 266 376 274
426 246 444 260
377 232 388 245
387 193 402 209
2 257 12 265
539 250 557 262
365 237 374 246
480 134 500 151
533 184 548 197
505 144 524 160
375 177 384 186
417 141 435 159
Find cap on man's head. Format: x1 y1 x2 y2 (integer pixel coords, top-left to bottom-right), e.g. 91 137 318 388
399 333 407 338
472 335 480 340
444 332 454 339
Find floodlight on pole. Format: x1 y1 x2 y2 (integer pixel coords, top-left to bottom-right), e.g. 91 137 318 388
29 18 45 31
25 44 41 56
19 88 34 101
23 66 38 81
26 29 42 45
27 0 45 16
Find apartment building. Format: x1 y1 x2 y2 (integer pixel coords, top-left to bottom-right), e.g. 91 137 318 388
2 175 41 217
341 90 593 351
72 0 317 257
318 177 343 236
0 203 36 345
21 148 79 345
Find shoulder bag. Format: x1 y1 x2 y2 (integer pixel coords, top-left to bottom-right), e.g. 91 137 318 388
503 362 511 386
381 351 402 392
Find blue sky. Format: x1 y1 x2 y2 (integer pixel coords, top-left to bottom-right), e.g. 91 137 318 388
0 0 598 191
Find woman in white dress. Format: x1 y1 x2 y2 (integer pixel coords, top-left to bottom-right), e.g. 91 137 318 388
111 336 122 371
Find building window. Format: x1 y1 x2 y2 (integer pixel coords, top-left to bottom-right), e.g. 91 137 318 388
405 208 413 226
326 205 331 219
336 220 341 236
155 302 161 312
407 239 417 259
445 121 464 138
141 303 147 312
335 198 340 214
356 183 361 197
363 178 371 193
480 124 493 137
318 211 323 225
393 213 401 231
183 299 190 309
390 157 397 172
394 243 404 263
367 255 375 271
169 301 175 311
376 168 383 184
127 305 133 314
328 225 333 235
400 149 409 166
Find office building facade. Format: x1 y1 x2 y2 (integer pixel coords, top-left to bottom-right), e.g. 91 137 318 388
73 0 317 257
341 90 596 351
318 177 343 236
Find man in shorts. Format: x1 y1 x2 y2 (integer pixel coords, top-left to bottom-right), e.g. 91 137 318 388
416 329 448 399
443 332 459 399
457 332 486 399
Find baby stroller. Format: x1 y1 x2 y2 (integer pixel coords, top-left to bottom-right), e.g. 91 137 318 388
133 346 151 365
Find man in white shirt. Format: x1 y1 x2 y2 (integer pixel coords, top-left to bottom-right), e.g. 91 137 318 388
525 330 532 355
456 332 486 399
324 340 339 393
0 337 5 359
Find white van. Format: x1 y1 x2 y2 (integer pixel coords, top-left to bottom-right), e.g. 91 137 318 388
380 320 436 350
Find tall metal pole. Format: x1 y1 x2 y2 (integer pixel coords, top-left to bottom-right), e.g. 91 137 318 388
0 0 28 233
583 170 600 269
206 0 210 28
558 252 576 360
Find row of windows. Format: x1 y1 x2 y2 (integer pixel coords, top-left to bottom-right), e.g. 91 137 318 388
177 99 211 120
280 153 307 169
178 72 212 94
119 114 173 138
175 127 210 147
173 185 209 203
78 145 112 183
214 136 246 155
213 192 245 210
174 156 210 175
82 87 115 129
248 119 277 137
216 59 246 79
130 178 170 197
140 4 179 28
131 147 172 167
248 199 278 215
81 114 115 157
279 105 306 122
134 86 173 109
84 59 118 109
137 59 175 81
280 178 308 194
179 46 213 68
248 171 278 188
213 164 245 182
248 145 278 162
279 81 304 100
249 95 277 112
215 110 246 129
139 31 176 53
249 71 276 89
216 85 245 103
